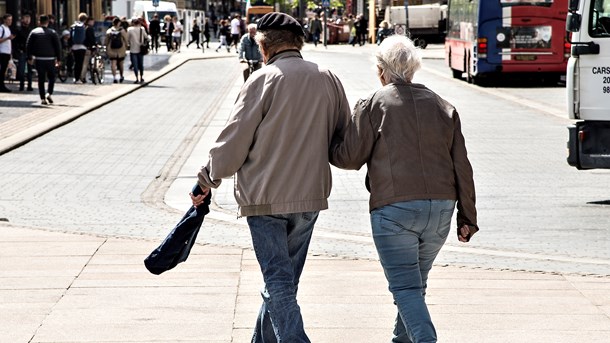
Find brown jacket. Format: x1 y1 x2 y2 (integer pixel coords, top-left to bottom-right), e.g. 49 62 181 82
198 50 350 216
330 82 478 229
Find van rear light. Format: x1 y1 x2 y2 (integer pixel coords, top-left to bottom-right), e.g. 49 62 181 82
477 37 487 58
579 130 586 142
564 41 571 58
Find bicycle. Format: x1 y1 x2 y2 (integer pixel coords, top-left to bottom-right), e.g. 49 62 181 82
88 45 107 85
57 48 72 83
241 59 260 82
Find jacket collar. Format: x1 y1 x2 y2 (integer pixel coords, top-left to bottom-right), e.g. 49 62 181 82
267 49 302 65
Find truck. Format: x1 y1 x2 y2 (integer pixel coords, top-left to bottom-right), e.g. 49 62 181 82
383 3 447 47
132 0 178 30
566 0 610 169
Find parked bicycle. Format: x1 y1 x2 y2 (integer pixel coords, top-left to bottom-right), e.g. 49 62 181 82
88 45 107 85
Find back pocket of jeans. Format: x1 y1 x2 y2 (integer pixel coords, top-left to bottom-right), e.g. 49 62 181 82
436 208 454 238
375 207 421 234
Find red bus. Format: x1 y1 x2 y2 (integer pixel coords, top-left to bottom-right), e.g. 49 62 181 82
445 0 569 83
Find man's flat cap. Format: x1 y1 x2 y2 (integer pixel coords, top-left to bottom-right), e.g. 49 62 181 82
257 12 304 37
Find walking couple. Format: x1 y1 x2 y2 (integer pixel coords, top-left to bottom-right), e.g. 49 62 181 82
191 12 479 343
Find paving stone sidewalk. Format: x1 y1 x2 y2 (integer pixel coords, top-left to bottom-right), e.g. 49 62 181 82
1 44 609 342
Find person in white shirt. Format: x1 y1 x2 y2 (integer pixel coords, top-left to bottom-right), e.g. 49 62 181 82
229 15 241 53
127 18 147 83
0 13 15 92
171 16 183 52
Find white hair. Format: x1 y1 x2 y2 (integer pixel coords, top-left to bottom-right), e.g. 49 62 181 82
375 35 421 84
247 23 257 30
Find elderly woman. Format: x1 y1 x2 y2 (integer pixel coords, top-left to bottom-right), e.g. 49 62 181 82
330 35 479 343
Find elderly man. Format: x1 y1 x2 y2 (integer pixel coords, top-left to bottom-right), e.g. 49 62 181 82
238 23 262 81
191 12 350 343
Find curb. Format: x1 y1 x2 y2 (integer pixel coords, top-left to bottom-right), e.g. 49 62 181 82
0 54 234 156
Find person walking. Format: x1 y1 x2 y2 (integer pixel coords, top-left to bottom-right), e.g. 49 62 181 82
186 19 200 49
0 13 15 93
356 13 368 46
229 14 240 53
127 18 146 83
330 35 479 343
13 13 34 91
80 16 97 83
309 14 322 47
171 16 182 52
104 17 128 83
163 15 173 51
238 23 262 81
202 17 211 49
69 13 88 83
214 20 229 52
148 13 160 53
190 12 350 343
26 15 61 105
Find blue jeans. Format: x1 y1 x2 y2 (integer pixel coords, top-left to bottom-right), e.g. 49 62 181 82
371 200 456 343
130 52 144 78
16 51 33 89
247 211 319 343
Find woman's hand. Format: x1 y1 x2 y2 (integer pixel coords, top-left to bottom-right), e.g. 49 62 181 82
458 225 477 243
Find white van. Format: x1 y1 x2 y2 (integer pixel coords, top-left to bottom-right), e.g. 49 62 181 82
132 0 178 32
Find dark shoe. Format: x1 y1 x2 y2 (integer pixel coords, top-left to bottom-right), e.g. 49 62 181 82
26 87 33 91
139 78 144 83
134 79 140 84
45 93 53 104
81 78 87 84
19 86 24 91
113 79 118 84
119 76 124 83
0 88 12 93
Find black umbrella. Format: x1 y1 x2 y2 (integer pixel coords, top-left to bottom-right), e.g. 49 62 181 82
144 184 211 275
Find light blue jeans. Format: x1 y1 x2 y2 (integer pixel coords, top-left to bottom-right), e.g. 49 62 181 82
371 200 456 343
247 211 319 343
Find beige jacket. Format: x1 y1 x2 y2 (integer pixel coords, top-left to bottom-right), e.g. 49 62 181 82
198 50 350 216
330 82 478 229
104 26 128 59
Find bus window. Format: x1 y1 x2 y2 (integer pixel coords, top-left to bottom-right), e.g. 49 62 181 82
500 0 554 6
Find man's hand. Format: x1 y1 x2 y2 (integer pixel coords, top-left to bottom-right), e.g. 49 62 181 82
458 224 477 243
189 187 210 208
27 58 33 65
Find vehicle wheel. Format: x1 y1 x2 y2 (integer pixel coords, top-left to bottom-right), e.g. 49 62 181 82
97 61 105 84
90 69 99 85
58 67 67 83
451 68 462 79
466 53 474 84
417 38 427 49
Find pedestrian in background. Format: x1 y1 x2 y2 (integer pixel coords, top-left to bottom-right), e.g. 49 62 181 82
309 14 322 47
26 15 61 105
80 16 97 83
13 13 34 91
127 18 146 83
214 20 229 52
70 13 88 83
149 13 160 53
171 16 182 52
330 35 479 343
191 12 350 343
0 13 15 93
104 17 128 83
163 15 173 51
229 14 240 53
202 17 211 49
238 23 261 81
186 19 200 49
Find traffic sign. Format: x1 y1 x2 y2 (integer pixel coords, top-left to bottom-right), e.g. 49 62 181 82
152 0 159 7
322 0 330 8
